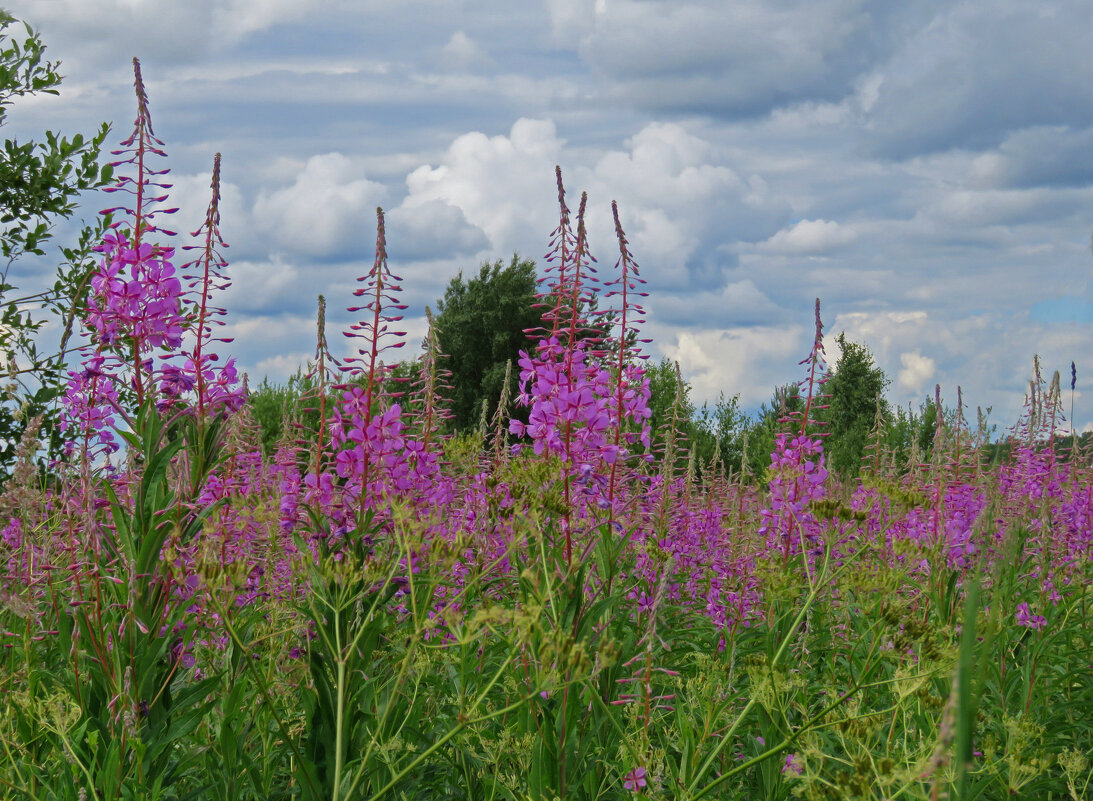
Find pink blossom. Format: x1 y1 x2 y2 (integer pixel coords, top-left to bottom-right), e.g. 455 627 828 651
783 753 803 775
1015 602 1047 630
622 767 647 792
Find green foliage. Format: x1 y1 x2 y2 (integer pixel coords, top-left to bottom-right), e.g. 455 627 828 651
0 10 112 479
691 394 746 477
2 430 1090 799
291 521 424 799
247 372 323 455
877 402 920 472
434 254 539 430
917 395 940 459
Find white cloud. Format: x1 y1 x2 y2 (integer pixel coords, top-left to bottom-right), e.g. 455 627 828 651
757 219 857 256
586 123 748 276
830 310 932 366
253 153 387 258
401 119 767 289
440 31 491 70
167 167 253 254
252 351 313 382
222 257 299 313
599 125 737 206
403 118 564 253
898 350 936 394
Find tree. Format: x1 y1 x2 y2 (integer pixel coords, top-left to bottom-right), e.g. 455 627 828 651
645 357 693 436
0 11 113 479
434 254 540 431
692 392 746 477
821 333 890 477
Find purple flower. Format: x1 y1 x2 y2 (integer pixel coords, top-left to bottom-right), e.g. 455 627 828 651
782 753 803 776
1015 602 1047 630
622 767 647 792
2 518 23 548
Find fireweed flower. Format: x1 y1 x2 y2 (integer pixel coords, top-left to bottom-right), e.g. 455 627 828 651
1015 602 1047 630
87 233 186 353
758 432 828 559
511 337 648 477
622 767 647 791
60 363 122 453
69 63 244 434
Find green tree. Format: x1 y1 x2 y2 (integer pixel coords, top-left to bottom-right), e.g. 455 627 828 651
691 392 746 477
434 254 540 431
645 357 693 436
0 10 112 477
821 333 890 477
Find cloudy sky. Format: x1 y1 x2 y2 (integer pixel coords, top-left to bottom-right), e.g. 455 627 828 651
5 0 1092 431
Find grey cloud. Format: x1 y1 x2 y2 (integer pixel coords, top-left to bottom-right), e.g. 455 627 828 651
650 279 781 328
546 0 952 119
865 1 1093 158
6 0 326 71
222 313 320 384
969 126 1093 189
221 258 300 314
601 1 869 115
919 187 1093 230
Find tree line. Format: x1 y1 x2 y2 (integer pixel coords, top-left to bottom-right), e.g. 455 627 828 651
248 254 970 482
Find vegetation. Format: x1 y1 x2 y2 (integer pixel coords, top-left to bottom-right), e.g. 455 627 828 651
0 25 1090 801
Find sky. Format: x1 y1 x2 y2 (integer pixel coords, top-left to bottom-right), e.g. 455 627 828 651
4 0 1092 432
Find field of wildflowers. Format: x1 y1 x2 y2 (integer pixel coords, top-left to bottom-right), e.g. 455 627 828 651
0 60 1090 801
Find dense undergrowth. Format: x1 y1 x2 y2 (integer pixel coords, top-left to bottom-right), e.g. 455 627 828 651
0 60 1090 801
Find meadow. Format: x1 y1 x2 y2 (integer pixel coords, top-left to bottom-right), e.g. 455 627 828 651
0 60 1090 801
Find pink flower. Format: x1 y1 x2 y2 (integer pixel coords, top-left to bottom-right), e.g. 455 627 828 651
622 767 647 792
1015 602 1047 630
782 753 803 776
